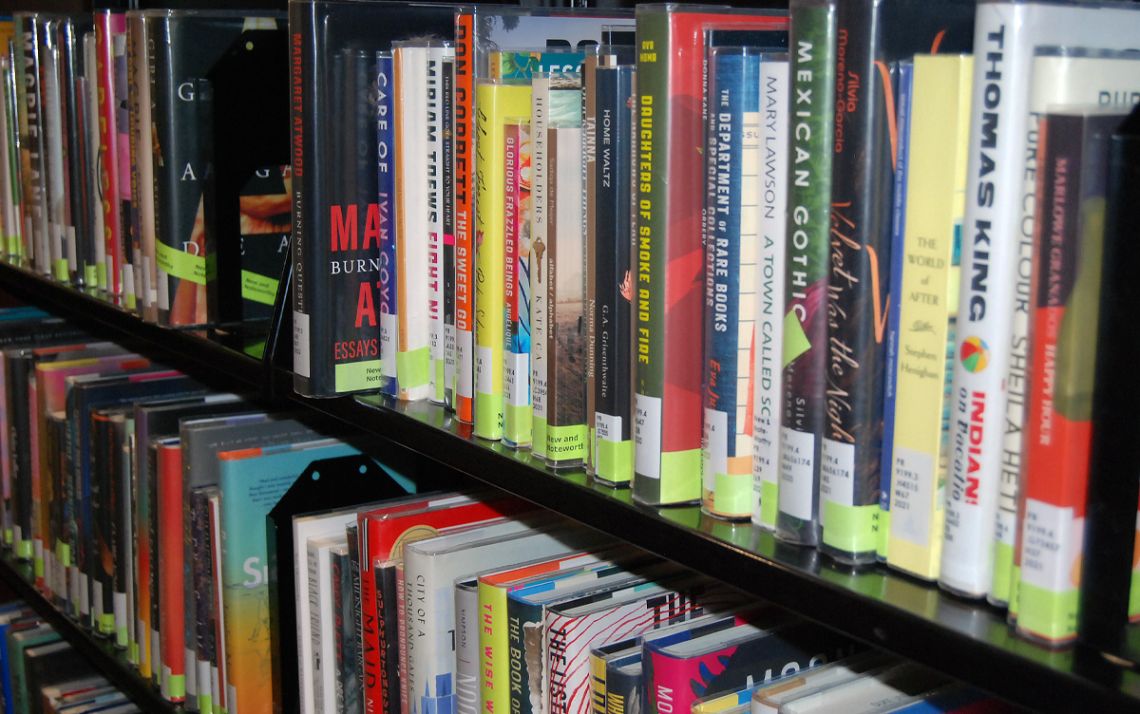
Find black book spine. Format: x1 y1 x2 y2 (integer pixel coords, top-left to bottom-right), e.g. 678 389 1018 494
60 18 91 287
148 441 162 684
113 416 132 651
345 523 364 712
290 4 388 397
7 354 32 558
190 487 213 709
592 65 633 486
95 412 117 637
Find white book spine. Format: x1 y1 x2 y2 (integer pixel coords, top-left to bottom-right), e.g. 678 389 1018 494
454 584 480 714
530 76 551 460
307 538 324 712
42 46 66 274
427 46 454 405
752 57 787 531
942 0 1140 598
395 45 433 402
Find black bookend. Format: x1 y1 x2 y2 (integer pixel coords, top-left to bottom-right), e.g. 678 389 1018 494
201 28 290 328
1080 105 1140 661
266 455 411 714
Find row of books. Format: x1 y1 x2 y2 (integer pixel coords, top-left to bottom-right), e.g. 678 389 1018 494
284 0 1140 651
0 0 1138 661
288 502 1016 714
0 10 290 326
0 599 140 714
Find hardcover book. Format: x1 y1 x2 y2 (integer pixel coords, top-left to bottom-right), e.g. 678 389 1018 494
751 54 787 531
473 80 531 441
590 61 635 487
702 47 762 521
886 55 971 582
775 0 835 547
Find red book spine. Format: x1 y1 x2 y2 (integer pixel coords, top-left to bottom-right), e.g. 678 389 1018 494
453 11 476 423
94 11 125 296
157 442 185 702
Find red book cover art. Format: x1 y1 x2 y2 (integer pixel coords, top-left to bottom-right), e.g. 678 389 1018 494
358 494 529 714
157 439 186 702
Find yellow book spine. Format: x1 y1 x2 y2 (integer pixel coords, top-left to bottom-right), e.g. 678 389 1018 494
474 82 532 440
477 579 510 714
589 651 607 714
887 54 973 581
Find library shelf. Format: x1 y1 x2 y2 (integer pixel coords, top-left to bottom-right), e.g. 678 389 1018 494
0 260 1138 713
0 555 179 713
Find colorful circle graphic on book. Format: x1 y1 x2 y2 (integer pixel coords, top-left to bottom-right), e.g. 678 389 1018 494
960 337 989 373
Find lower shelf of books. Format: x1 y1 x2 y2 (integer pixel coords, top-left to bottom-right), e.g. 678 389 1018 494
0 555 177 713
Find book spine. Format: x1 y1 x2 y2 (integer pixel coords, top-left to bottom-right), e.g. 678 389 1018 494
152 17 212 327
427 46 451 404
530 76 550 460
61 22 89 287
777 0 837 546
157 445 185 703
0 50 22 264
546 123 586 469
112 18 131 303
378 564 400 714
1015 112 1106 646
17 17 49 275
307 539 324 712
94 414 116 636
478 579 513 714
453 10 476 423
359 522 382 714
8 358 32 559
59 22 83 285
41 27 68 282
95 11 124 295
474 82 532 441
819 0 893 564
942 2 1029 599
584 56 599 476
592 66 634 487
751 55 788 531
702 48 761 520
589 648 607 714
887 56 971 582
502 120 532 449
190 489 213 713
139 16 160 320
82 32 107 292
394 45 432 402
345 526 363 714
506 596 545 714
442 56 457 410
604 660 636 714
331 548 346 714
634 9 705 506
454 585 479 714
119 429 134 660
879 60 911 565
376 53 398 398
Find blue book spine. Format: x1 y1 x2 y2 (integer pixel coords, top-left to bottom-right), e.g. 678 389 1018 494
702 49 760 520
878 59 913 561
377 53 398 397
